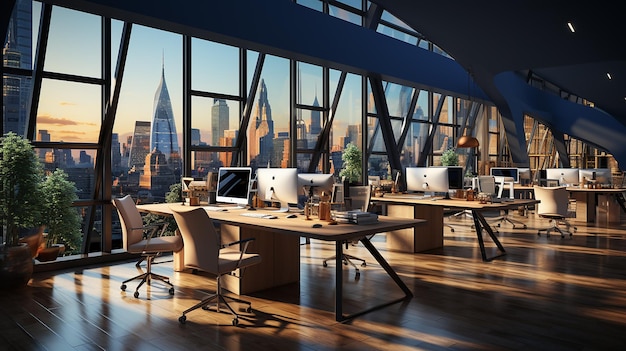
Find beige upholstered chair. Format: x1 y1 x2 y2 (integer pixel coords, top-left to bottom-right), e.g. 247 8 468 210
476 176 526 229
171 207 261 326
322 185 371 279
533 186 576 237
112 195 183 298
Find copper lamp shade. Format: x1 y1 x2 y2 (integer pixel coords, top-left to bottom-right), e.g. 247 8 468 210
457 136 479 148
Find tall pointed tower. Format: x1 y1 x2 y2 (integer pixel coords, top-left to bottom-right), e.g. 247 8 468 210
150 61 180 169
248 79 275 167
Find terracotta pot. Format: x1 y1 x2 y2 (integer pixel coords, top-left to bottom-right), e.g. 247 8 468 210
0 243 34 290
18 226 45 259
36 246 62 262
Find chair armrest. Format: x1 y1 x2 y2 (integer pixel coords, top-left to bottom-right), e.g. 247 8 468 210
221 237 255 249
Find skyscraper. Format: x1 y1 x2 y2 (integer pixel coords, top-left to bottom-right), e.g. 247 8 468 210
150 62 180 168
128 121 151 169
211 99 229 147
2 0 32 135
248 79 275 167
309 95 321 135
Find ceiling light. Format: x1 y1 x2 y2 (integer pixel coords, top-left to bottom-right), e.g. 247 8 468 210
607 73 612 80
567 22 575 33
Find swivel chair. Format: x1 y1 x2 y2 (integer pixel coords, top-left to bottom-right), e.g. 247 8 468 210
533 186 577 238
112 195 183 298
171 207 261 326
476 176 526 229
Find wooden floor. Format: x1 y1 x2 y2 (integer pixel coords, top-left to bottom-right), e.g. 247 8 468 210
2 212 626 350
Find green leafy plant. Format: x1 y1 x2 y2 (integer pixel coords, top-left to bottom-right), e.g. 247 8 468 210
0 132 44 247
40 169 82 252
441 148 459 166
144 182 181 235
339 143 362 184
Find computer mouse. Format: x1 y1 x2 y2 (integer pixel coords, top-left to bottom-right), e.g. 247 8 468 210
286 214 297 218
312 223 323 228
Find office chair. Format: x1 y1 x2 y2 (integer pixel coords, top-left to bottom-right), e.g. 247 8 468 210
322 185 371 279
171 207 262 326
112 195 183 298
533 186 577 238
476 176 527 229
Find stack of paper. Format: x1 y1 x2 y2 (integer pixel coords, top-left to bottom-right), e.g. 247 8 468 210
333 210 379 224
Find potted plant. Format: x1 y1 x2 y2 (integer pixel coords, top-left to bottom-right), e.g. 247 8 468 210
339 143 362 185
0 132 45 289
441 148 459 166
38 169 82 262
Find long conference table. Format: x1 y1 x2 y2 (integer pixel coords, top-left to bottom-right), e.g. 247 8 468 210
372 194 539 261
136 203 424 322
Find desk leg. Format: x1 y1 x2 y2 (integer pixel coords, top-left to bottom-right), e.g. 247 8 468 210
472 210 506 262
334 237 413 322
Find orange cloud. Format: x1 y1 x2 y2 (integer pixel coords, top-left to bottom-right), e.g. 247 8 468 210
59 101 77 106
37 114 98 126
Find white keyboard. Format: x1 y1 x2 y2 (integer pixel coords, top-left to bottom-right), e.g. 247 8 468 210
202 206 229 211
239 212 278 219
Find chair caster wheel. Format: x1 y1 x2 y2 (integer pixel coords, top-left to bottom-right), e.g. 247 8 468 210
169 288 175 295
121 284 127 291
450 228 455 232
245 306 252 313
179 315 186 324
522 225 527 229
355 272 360 280
361 262 366 267
232 318 239 326
323 262 328 267
134 291 139 298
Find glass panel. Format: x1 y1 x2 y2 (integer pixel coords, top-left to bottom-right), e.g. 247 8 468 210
114 25 182 203
247 55 290 170
191 96 240 148
402 121 429 167
369 116 384 152
385 82 413 117
192 38 239 95
381 11 416 32
191 151 232 175
45 6 101 78
329 5 361 25
414 90 429 121
37 79 101 142
369 154 390 181
337 0 363 9
376 24 418 46
295 107 322 150
434 94 454 125
296 0 323 12
330 73 361 179
434 125 454 157
297 62 322 107
35 148 96 201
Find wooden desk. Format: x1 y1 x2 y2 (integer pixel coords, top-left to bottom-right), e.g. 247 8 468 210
372 195 539 261
136 203 423 321
566 187 626 225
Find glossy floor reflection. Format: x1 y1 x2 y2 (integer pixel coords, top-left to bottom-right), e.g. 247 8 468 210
2 212 626 350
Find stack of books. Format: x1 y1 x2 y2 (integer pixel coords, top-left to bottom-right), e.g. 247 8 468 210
333 210 379 224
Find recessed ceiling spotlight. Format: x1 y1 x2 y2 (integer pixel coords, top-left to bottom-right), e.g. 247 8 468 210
607 72 612 80
567 22 575 33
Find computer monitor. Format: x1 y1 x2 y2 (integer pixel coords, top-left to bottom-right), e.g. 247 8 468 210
490 167 519 183
447 166 465 190
215 167 252 207
405 167 449 195
298 173 335 199
256 168 299 212
579 168 612 185
546 168 579 186
518 168 531 185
